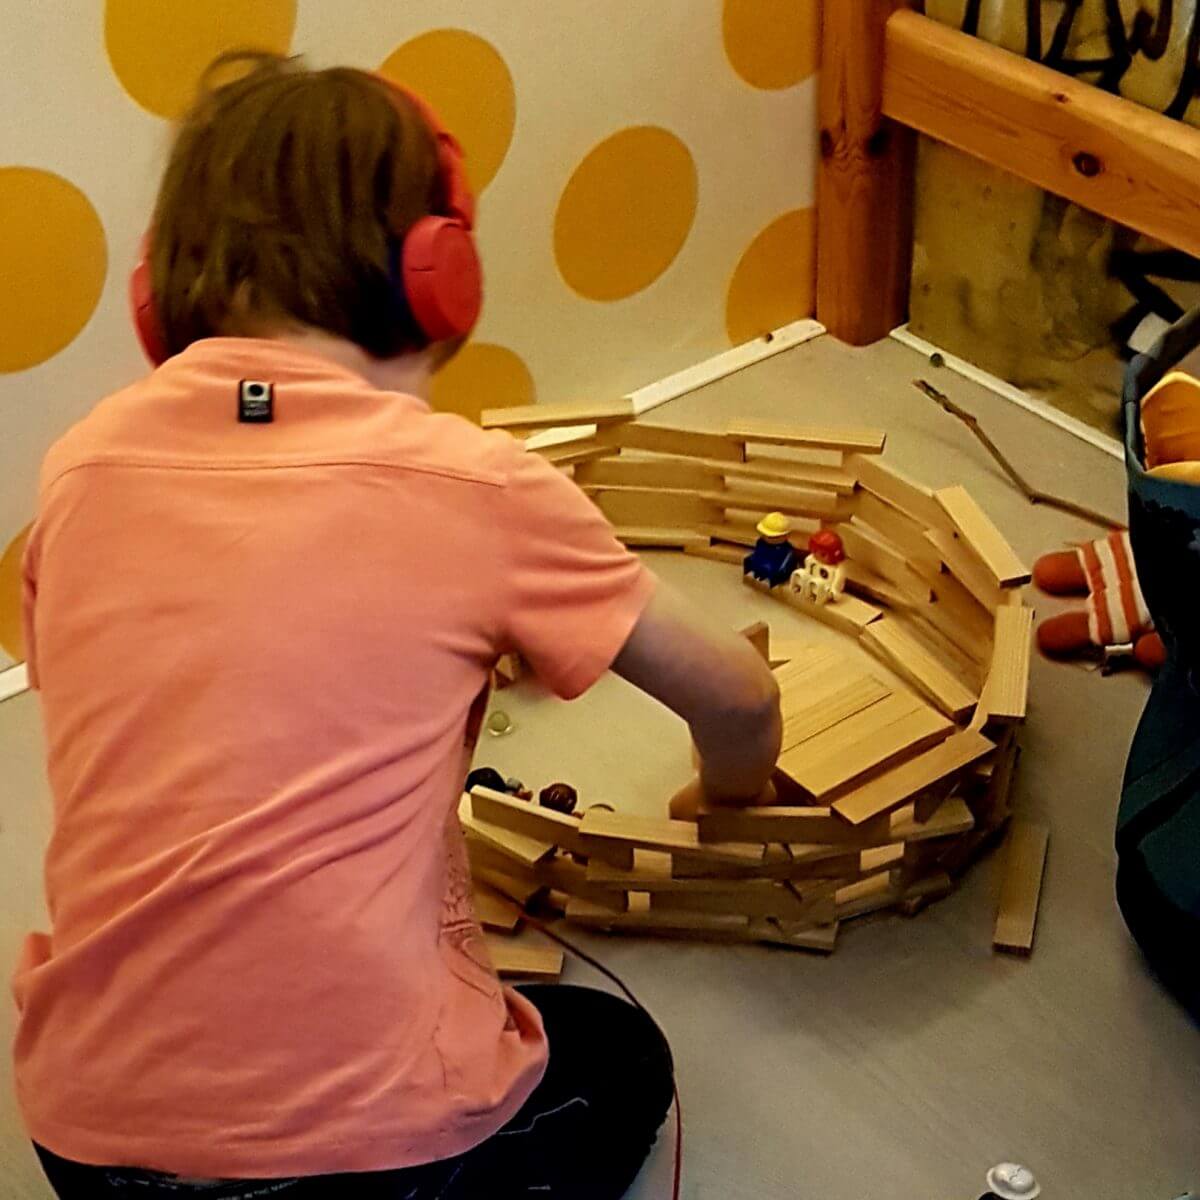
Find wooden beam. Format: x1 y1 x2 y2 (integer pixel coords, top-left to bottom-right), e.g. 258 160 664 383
986 605 1035 723
993 820 1049 956
482 398 633 431
727 419 886 455
817 0 916 345
934 486 1031 588
883 9 1200 260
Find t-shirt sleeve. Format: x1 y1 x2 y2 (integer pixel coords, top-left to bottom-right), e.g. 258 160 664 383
498 447 656 699
20 527 39 690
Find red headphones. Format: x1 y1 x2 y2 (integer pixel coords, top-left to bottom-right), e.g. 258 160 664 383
129 77 482 366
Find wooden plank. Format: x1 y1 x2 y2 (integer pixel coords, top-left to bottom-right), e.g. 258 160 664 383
890 793 975 842
649 882 826 921
843 560 921 610
987 605 1034 723
697 804 890 846
855 490 944 572
882 7 1200 262
831 729 994 825
925 528 1005 612
818 0 916 345
612 527 709 550
934 486 1031 588
579 809 765 866
598 423 746 463
566 896 751 936
860 615 978 721
836 869 952 921
485 936 564 981
697 522 759 548
740 620 771 662
925 571 996 662
459 795 556 867
471 787 586 857
726 456 858 495
845 453 950 531
993 820 1050 956
781 674 892 750
586 848 674 888
717 479 845 519
482 398 633 431
837 521 934 601
576 456 722 491
777 691 953 796
683 541 746 565
750 919 840 953
535 440 619 469
537 853 628 910
473 884 523 932
727 419 886 455
744 574 883 637
589 487 721 528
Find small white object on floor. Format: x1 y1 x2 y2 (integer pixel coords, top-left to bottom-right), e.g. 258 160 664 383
986 1162 1041 1199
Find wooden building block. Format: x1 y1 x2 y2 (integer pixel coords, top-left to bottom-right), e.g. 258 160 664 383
925 528 1005 612
835 873 897 919
750 918 840 952
473 884 523 933
716 478 845 519
726 456 858 495
924 570 996 664
780 674 892 751
986 605 1034 723
740 620 771 663
855 489 945 572
579 809 765 866
566 896 751 937
483 398 634 431
697 522 758 548
837 521 934 602
471 787 586 857
744 574 884 637
586 848 674 888
777 691 953 799
845 454 951 531
843 560 922 610
649 881 826 921
471 864 545 908
597 423 746 463
860 615 978 721
831 730 994 825
460 795 556 867
934 486 1031 587
726 508 822 542
485 935 564 981
860 842 906 876
535 440 620 469
890 794 975 842
727 419 886 455
538 854 629 911
612 527 710 549
697 804 889 846
683 541 747 565
493 653 521 690
575 456 722 492
589 486 721 528
993 820 1049 956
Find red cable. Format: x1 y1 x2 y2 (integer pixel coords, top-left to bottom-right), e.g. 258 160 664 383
525 917 684 1200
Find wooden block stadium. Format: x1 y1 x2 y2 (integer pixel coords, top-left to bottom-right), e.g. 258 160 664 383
470 402 1037 969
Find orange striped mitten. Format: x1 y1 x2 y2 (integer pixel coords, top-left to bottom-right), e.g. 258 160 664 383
1035 531 1166 669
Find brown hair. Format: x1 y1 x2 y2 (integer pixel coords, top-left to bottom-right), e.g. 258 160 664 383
149 52 440 359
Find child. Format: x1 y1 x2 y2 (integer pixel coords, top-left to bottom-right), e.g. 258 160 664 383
13 54 781 1199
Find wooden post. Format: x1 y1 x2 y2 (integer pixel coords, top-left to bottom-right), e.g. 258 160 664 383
817 0 916 346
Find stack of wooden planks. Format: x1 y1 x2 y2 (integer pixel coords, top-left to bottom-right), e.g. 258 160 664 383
469 413 1043 960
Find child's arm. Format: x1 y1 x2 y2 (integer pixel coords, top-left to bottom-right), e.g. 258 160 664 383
612 586 781 808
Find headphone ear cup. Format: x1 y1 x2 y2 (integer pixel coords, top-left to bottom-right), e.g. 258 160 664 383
129 246 169 366
401 215 482 342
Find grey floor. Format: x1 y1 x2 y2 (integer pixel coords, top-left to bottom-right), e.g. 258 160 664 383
2 336 1198 1199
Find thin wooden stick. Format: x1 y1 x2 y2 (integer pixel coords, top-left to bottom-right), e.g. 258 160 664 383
913 380 1123 530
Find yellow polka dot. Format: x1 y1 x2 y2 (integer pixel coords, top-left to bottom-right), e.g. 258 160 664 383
723 0 819 90
725 208 816 345
0 169 107 373
380 31 515 193
555 128 697 302
0 526 30 661
431 343 534 424
105 0 296 119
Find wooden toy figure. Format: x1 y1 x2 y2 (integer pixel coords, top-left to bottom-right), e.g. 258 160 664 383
792 529 847 606
743 512 797 587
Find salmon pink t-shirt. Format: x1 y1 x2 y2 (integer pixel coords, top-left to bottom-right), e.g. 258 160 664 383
12 338 656 1178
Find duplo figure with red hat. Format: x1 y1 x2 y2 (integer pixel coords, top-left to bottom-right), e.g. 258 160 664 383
791 529 847 606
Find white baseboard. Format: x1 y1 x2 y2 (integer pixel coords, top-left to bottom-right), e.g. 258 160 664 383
890 325 1123 462
0 662 29 704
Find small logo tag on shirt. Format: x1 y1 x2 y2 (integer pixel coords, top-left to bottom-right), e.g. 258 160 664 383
238 380 274 424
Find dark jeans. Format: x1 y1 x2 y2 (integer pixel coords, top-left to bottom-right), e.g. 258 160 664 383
1116 852 1200 1023
35 985 674 1200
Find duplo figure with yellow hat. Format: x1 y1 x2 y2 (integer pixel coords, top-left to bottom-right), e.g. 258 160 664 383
743 511 798 587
